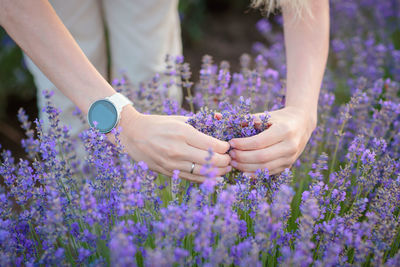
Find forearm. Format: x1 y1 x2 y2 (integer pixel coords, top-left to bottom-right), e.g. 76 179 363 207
0 0 127 115
282 0 330 126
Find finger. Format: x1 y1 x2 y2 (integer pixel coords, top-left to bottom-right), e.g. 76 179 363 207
185 126 230 154
170 116 191 123
230 157 290 173
159 159 231 177
254 120 262 130
268 167 288 176
176 161 232 176
243 172 257 179
155 165 206 183
177 172 206 183
229 123 284 151
181 146 231 167
214 113 222 120
253 121 271 131
229 141 290 164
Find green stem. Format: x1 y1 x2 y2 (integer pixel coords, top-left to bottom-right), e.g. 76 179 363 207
185 79 195 114
385 221 400 260
28 221 42 260
329 120 347 174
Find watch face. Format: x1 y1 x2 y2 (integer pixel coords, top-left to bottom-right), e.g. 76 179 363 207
88 99 118 133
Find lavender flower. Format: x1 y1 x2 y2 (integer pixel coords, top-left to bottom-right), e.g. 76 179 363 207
1 1 400 265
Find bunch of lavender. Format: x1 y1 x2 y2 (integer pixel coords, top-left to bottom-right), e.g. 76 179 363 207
187 97 270 141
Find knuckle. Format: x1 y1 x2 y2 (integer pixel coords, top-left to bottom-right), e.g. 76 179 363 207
174 128 186 140
286 140 298 154
165 149 175 159
211 154 229 167
220 155 231 166
154 154 164 165
234 150 244 162
289 155 297 164
281 123 294 137
279 124 290 137
165 146 182 159
213 142 227 154
220 142 230 153
260 152 270 163
159 158 173 170
158 158 168 168
252 139 263 148
217 168 227 176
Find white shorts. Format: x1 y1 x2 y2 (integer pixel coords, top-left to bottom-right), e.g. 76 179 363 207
24 0 182 137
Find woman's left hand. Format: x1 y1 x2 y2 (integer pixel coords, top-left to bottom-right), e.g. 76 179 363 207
228 107 316 175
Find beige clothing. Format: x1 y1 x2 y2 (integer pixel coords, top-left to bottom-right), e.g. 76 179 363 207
24 0 182 137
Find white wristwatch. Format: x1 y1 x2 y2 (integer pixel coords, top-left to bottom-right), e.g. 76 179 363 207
87 93 133 133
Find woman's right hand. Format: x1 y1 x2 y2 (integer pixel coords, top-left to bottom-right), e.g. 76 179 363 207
117 106 232 182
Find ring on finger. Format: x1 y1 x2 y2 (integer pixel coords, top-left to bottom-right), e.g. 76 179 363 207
190 162 195 174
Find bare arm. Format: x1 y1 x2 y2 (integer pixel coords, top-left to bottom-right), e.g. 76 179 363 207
0 0 116 113
283 0 330 127
229 0 330 174
0 0 231 181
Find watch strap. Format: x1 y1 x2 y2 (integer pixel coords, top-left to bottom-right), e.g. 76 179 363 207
106 93 133 113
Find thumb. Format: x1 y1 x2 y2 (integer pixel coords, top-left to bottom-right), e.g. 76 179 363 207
185 126 230 154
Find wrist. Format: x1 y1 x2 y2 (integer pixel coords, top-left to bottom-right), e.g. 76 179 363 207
284 85 320 132
88 92 141 135
117 105 141 133
284 105 317 132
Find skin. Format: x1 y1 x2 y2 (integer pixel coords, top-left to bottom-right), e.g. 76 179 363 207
229 0 330 175
0 0 231 183
0 0 328 180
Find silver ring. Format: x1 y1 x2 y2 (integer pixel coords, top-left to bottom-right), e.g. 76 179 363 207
190 162 195 174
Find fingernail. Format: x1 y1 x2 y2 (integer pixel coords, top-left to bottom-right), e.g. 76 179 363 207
227 166 232 172
231 161 237 168
244 172 254 177
229 150 236 158
215 177 224 183
229 140 235 148
214 113 222 120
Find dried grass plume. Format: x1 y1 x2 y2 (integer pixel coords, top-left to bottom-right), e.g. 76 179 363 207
251 0 311 17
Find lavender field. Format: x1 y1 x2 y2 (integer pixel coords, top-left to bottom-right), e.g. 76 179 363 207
1 0 400 266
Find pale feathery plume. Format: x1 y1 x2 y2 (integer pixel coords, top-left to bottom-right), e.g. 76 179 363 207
251 0 312 18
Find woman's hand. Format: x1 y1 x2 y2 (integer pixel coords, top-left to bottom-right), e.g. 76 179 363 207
118 106 231 182
228 107 316 175
226 0 328 176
